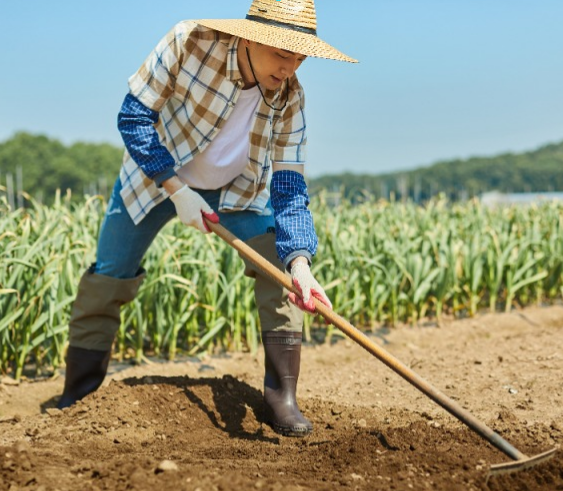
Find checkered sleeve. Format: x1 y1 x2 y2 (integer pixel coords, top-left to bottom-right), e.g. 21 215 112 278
127 21 193 112
271 79 307 164
270 170 318 270
117 93 177 184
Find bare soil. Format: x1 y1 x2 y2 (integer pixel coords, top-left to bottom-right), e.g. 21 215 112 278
1 305 562 491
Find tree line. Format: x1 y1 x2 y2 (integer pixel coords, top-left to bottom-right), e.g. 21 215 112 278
0 132 122 205
1 132 562 205
309 141 563 202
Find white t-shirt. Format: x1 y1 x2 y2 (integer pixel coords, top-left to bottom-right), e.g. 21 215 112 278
177 85 261 190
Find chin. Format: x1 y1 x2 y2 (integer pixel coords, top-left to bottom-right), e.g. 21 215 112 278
264 77 284 91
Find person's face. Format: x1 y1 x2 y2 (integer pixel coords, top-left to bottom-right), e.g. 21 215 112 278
240 40 307 90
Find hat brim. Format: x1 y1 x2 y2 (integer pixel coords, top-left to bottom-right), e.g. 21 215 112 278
196 19 358 63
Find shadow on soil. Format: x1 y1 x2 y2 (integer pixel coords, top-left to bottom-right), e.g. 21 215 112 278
121 374 280 443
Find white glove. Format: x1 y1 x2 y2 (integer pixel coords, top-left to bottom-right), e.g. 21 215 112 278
289 261 332 313
169 185 219 233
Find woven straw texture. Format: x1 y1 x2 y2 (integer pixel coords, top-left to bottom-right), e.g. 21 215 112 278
197 0 357 63
248 0 317 30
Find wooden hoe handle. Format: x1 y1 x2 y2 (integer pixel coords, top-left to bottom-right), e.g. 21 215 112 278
205 219 557 473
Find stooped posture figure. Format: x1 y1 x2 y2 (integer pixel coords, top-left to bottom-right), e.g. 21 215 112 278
57 0 357 436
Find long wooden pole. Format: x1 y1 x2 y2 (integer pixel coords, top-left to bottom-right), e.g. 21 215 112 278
206 219 546 465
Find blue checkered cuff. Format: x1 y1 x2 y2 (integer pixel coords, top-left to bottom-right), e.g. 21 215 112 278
270 170 318 270
117 93 177 184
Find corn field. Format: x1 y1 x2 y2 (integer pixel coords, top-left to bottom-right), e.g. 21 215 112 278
1 190 562 379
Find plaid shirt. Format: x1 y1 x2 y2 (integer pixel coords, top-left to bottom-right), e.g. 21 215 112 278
119 21 307 225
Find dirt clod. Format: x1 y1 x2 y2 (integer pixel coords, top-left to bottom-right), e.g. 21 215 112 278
157 460 178 472
0 305 562 491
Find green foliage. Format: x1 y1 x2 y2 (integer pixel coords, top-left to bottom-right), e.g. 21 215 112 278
1 193 563 378
1 132 562 206
309 141 563 201
0 132 122 203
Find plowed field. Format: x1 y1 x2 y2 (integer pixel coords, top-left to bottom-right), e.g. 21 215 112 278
1 306 562 491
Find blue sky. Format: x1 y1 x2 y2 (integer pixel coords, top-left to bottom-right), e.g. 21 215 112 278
1 1 562 177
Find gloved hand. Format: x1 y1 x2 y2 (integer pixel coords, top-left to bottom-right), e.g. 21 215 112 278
289 261 332 313
169 184 219 233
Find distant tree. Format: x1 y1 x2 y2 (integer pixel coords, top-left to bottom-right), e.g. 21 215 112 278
0 132 122 203
309 140 563 201
1 132 562 206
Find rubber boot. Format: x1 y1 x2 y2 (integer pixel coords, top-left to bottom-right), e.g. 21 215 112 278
57 346 111 409
263 331 313 437
57 265 145 409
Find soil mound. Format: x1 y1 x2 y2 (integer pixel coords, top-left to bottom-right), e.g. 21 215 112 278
1 374 561 491
1 306 562 490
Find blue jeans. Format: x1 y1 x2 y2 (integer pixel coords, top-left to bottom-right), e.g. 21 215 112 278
95 178 276 279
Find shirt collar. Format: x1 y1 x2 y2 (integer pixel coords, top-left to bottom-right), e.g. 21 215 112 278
226 35 284 106
226 36 243 84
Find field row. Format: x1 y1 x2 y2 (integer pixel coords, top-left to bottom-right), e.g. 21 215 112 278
1 192 562 378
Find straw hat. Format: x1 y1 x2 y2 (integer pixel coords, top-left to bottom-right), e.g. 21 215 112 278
197 0 358 63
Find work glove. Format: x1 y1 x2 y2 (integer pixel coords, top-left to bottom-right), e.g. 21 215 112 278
169 184 219 234
289 261 333 314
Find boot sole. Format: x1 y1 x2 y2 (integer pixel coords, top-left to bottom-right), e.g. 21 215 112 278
269 421 313 437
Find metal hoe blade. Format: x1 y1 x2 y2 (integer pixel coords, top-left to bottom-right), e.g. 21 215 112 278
205 220 558 477
488 447 558 477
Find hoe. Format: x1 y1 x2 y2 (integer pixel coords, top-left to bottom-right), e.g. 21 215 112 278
206 219 557 478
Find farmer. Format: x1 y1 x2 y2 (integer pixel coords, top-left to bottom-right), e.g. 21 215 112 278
57 0 357 436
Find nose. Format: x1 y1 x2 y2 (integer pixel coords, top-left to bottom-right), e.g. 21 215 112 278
280 58 300 78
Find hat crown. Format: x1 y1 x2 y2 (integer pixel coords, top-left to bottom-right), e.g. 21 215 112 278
247 0 317 32
196 0 357 63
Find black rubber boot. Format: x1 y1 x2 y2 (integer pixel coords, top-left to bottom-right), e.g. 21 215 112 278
57 346 111 409
57 265 145 409
263 331 313 437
